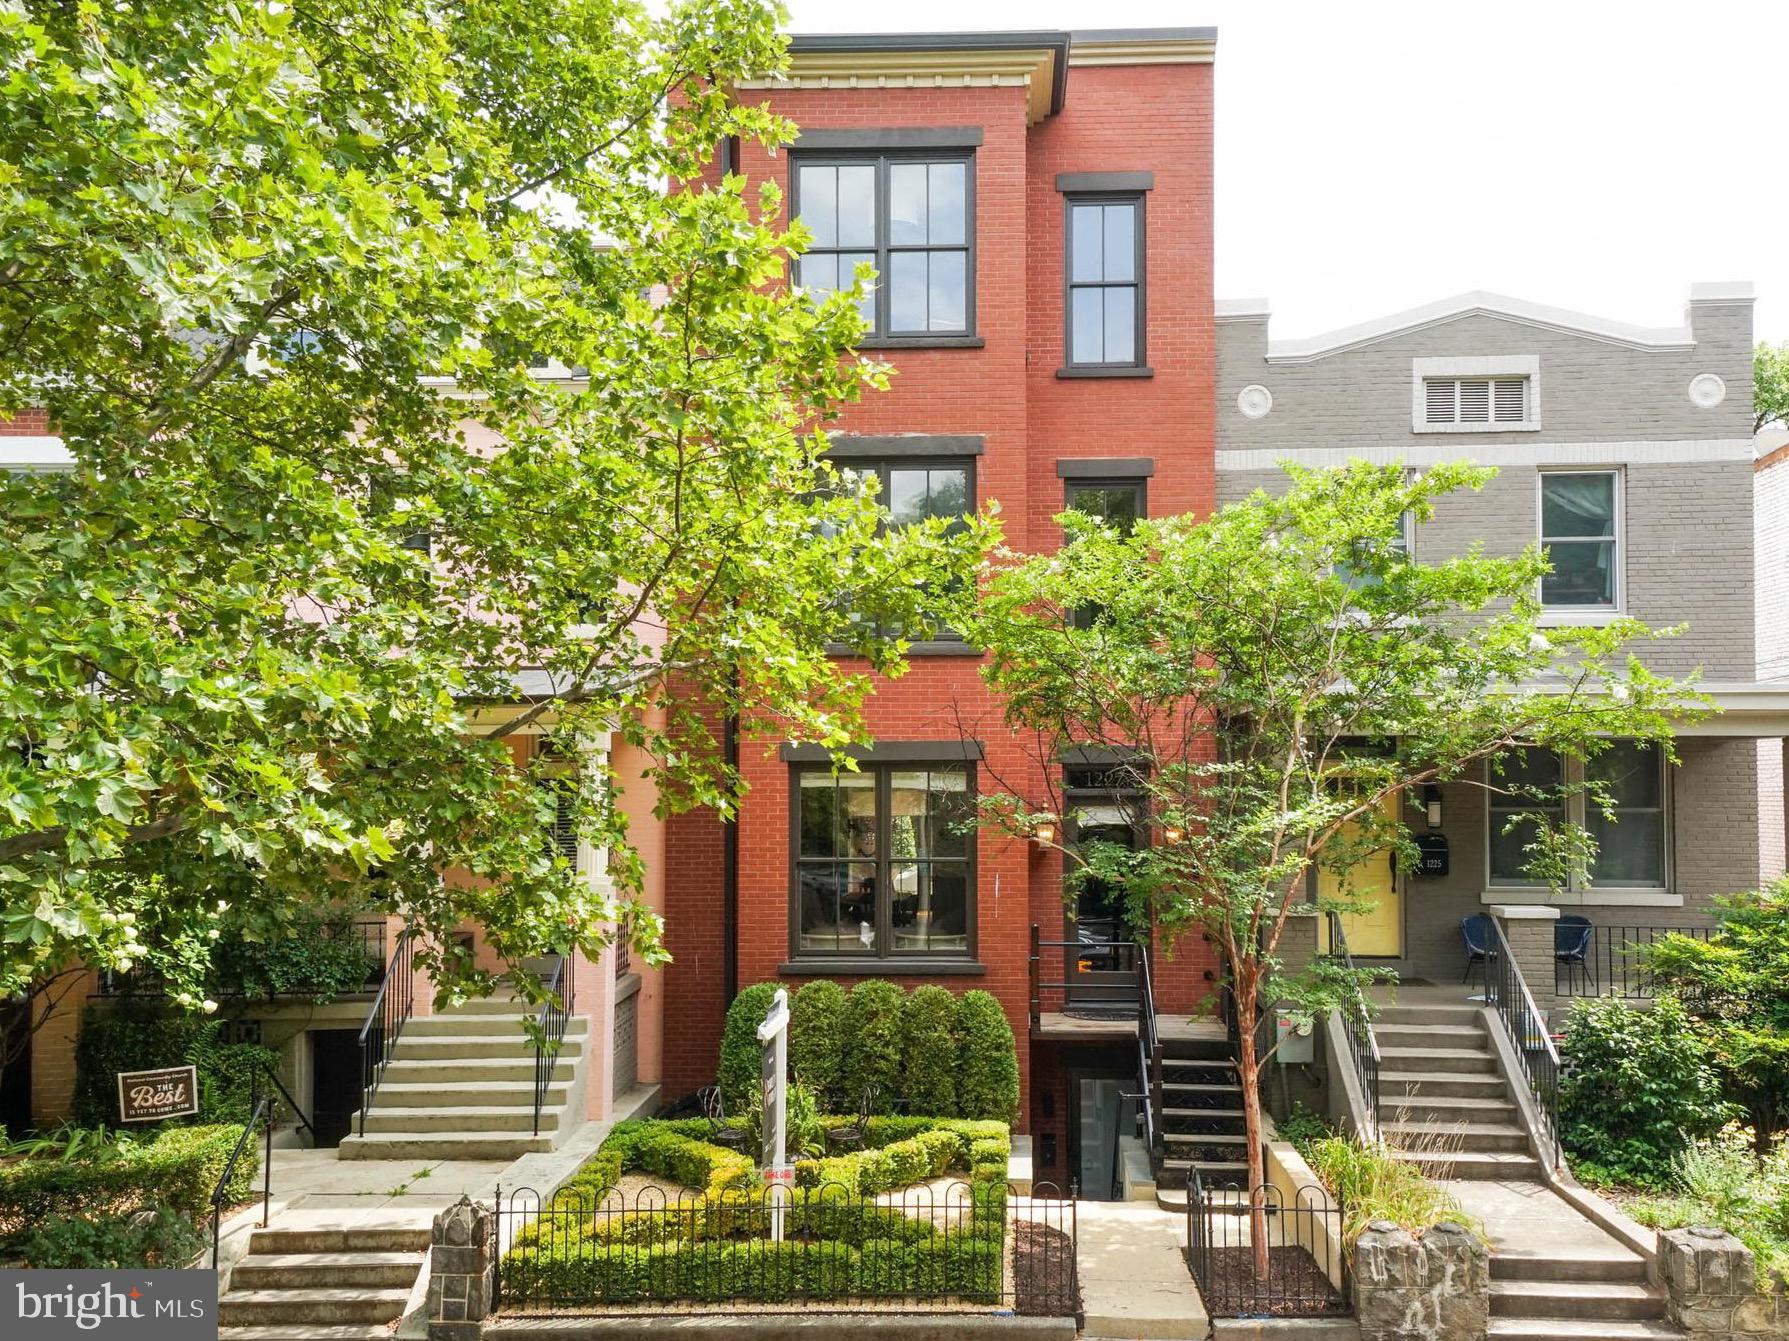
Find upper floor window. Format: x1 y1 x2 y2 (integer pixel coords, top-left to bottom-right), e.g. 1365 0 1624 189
1065 196 1145 369
1487 741 1667 892
1064 477 1146 533
1539 470 1620 611
1424 377 1529 426
827 455 973 643
793 154 973 339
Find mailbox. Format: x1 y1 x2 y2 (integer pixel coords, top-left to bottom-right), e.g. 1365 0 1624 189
1413 833 1450 878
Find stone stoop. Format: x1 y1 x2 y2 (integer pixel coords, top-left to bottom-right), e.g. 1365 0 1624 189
337 999 591 1161
218 1226 429 1341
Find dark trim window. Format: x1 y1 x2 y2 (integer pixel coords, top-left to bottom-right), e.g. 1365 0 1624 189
792 762 975 959
1487 742 1668 891
1539 470 1620 610
1065 194 1145 369
1064 477 1146 533
828 455 974 643
793 152 975 339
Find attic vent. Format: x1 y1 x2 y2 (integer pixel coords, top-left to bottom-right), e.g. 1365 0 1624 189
1423 376 1529 426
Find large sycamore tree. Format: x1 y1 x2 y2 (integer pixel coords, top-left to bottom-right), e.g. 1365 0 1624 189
0 0 986 1070
963 463 1699 1268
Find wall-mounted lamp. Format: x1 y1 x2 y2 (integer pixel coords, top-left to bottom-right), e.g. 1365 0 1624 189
1030 815 1058 845
1163 824 1186 845
1423 784 1443 831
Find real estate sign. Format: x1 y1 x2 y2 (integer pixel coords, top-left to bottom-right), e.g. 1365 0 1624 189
117 1065 200 1123
756 987 790 1174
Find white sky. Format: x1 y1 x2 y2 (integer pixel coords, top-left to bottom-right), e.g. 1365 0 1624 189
782 0 1789 344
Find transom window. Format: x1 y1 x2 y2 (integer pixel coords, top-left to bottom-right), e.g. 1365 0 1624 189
1423 376 1529 426
1066 196 1144 367
794 154 973 338
1487 741 1667 891
793 763 974 958
1539 471 1620 609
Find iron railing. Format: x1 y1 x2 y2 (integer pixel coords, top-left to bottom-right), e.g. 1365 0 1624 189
209 1091 273 1268
1325 913 1383 1142
1485 917 1561 1168
1028 923 1143 1026
1555 923 1714 998
1132 940 1161 1156
356 934 414 1137
98 918 388 999
1185 1170 1348 1318
491 1180 1079 1318
532 954 574 1137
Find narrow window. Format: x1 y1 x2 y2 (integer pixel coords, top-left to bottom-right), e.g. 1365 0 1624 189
1066 196 1144 368
1487 748 1566 886
1539 471 1619 609
1586 741 1666 888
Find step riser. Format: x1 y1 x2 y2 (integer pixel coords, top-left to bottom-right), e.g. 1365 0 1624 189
1374 1028 1489 1049
1374 1007 1484 1025
218 1301 405 1327
1380 1053 1498 1075
231 1264 419 1290
1493 1257 1650 1285
363 1085 569 1108
364 1109 562 1133
378 1060 577 1083
1400 1156 1539 1180
1388 1131 1533 1154
1384 1102 1518 1122
392 1038 587 1061
337 1134 555 1160
1383 1078 1510 1099
1492 1296 1662 1321
249 1231 430 1255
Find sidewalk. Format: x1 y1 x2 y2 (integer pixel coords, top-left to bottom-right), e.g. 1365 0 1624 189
1076 1199 1210 1339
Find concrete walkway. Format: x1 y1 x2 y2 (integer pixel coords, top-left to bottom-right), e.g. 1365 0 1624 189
1441 1178 1645 1273
1076 1199 1209 1339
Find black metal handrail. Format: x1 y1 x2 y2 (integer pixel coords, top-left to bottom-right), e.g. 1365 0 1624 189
1325 913 1383 1142
532 954 573 1137
356 934 414 1137
1127 940 1160 1155
210 1092 273 1268
1027 923 1145 1025
257 1061 318 1146
1555 922 1714 998
1485 917 1561 1168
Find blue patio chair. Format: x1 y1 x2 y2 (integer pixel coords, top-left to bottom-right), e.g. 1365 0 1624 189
1460 914 1495 989
1555 915 1595 996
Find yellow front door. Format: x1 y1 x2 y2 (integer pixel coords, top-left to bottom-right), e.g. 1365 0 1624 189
1316 796 1402 957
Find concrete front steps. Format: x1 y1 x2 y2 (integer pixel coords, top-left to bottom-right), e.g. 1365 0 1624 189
337 996 590 1161
1374 1002 1541 1181
1489 1245 1678 1340
218 1226 428 1341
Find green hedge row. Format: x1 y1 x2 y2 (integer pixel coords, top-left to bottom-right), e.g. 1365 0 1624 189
504 1234 1002 1305
0 1124 256 1243
719 981 1019 1122
568 1121 754 1202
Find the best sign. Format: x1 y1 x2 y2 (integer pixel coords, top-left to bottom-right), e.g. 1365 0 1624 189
116 1065 200 1123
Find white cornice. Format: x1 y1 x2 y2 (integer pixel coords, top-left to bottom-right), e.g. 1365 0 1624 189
1068 35 1215 66
1248 291 1698 365
1217 438 1755 473
744 46 1062 123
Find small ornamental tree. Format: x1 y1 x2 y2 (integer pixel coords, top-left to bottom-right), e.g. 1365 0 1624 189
842 980 906 1113
963 462 1702 1274
901 985 962 1117
789 979 849 1108
1642 881 1789 1156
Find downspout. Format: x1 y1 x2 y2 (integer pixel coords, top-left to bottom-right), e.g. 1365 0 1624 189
722 707 739 1005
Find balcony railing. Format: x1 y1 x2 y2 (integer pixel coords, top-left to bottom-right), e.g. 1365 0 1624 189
1028 923 1143 1027
97 919 388 999
1555 923 1714 998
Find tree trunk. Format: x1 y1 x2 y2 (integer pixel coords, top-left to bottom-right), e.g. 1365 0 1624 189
1235 972 1270 1281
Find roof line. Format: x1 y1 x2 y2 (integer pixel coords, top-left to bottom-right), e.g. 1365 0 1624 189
785 31 1072 117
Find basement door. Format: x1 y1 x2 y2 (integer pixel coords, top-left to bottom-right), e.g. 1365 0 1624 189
309 1028 361 1149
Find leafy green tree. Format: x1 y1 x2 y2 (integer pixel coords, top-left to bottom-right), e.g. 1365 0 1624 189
0 0 988 1059
1756 341 1789 434
964 462 1700 1272
1642 883 1789 1156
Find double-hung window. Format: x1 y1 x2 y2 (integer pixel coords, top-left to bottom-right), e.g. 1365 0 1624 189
794 154 973 339
793 762 975 958
1539 470 1620 611
1487 741 1668 893
1065 195 1145 369
829 455 973 643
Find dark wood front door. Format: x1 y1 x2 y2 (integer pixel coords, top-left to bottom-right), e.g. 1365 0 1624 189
309 1028 361 1148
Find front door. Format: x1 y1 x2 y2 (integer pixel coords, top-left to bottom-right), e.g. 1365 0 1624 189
1065 802 1142 1010
309 1028 362 1148
1316 795 1402 957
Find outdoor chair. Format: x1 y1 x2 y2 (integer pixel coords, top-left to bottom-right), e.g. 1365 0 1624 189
1460 914 1495 990
698 1085 750 1153
825 1086 878 1153
1555 915 1595 996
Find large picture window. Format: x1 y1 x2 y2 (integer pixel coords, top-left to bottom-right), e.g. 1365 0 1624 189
793 763 974 958
794 154 973 339
1487 740 1667 893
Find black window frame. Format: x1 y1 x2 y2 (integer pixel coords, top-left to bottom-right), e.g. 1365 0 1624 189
827 453 976 646
1062 191 1147 374
788 760 978 962
1062 476 1148 533
791 149 978 344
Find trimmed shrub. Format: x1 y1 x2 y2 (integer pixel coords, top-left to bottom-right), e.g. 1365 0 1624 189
789 980 848 1107
842 980 906 1113
1560 994 1732 1188
718 983 778 1111
15 1200 206 1268
0 1123 254 1243
900 985 961 1117
74 1010 279 1128
954 990 1019 1123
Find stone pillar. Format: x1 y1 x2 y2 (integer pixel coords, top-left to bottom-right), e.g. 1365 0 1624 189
1488 904 1558 1027
1657 1225 1789 1341
429 1197 495 1341
1354 1219 1490 1341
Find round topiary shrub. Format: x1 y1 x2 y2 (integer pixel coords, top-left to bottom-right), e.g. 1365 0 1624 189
842 980 906 1113
790 979 849 1109
718 983 779 1111
954 990 1019 1123
900 985 961 1117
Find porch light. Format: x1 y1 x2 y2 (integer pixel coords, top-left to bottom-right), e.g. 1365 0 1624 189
1423 784 1443 830
1163 824 1185 845
1030 815 1058 845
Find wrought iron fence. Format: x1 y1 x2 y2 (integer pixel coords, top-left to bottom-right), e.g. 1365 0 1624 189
491 1180 1079 1318
97 918 388 999
1555 923 1714 998
1184 1170 1348 1318
1485 917 1560 1168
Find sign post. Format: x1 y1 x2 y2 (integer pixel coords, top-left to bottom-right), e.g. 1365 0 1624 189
755 987 793 1241
117 1064 201 1124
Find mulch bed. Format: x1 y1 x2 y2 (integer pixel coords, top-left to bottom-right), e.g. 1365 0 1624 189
1012 1221 1081 1318
1186 1244 1346 1317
